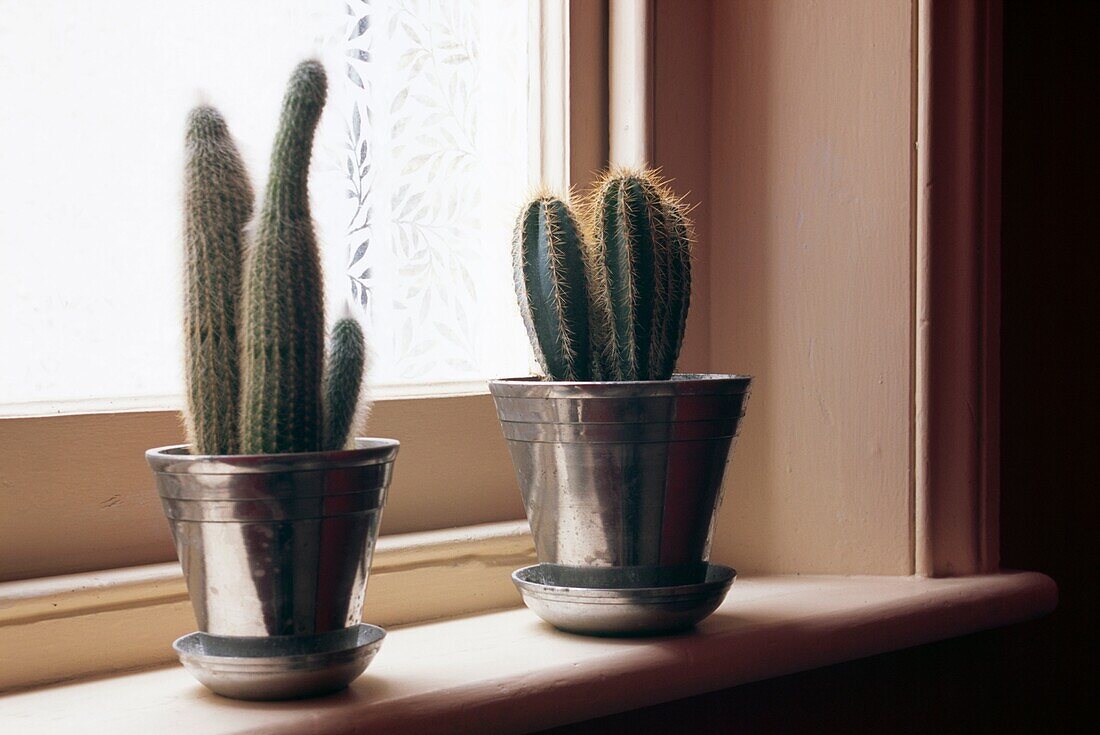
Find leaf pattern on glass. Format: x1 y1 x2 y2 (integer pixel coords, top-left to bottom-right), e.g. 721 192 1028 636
342 0 534 386
343 0 375 313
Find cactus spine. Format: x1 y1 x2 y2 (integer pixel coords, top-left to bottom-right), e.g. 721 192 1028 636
511 169 693 382
184 60 369 456
655 199 693 379
239 60 328 454
182 106 253 455
512 193 594 381
323 318 367 451
587 169 692 381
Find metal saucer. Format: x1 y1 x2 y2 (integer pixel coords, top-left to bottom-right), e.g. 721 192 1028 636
173 623 385 700
512 563 736 636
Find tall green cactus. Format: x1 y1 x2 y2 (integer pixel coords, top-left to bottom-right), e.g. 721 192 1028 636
512 193 594 381
511 169 693 382
238 60 328 455
182 106 253 455
184 60 368 456
323 317 367 451
587 169 692 381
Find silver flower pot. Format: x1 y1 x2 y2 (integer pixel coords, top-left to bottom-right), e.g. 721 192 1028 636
489 374 751 589
146 438 398 697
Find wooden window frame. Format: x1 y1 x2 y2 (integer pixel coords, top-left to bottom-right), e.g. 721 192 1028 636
914 0 1002 576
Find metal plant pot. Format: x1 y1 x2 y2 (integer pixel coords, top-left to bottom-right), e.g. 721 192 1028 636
489 374 751 589
146 438 398 698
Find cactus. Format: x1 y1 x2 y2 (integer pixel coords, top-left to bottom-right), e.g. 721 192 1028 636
511 169 693 382
184 60 369 457
586 169 692 381
182 106 253 455
323 318 367 451
512 192 594 381
654 198 693 379
238 60 328 454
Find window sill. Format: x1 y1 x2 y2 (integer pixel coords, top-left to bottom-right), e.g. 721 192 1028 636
0 520 535 691
0 571 1056 734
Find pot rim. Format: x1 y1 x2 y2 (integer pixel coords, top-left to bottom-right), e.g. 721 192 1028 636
488 373 752 398
146 437 400 475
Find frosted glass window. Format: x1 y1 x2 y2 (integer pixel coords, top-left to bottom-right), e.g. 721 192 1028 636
0 0 536 415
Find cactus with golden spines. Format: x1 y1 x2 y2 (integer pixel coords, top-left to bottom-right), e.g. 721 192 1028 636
182 60 368 456
512 193 594 381
587 169 692 381
511 169 694 382
182 105 253 455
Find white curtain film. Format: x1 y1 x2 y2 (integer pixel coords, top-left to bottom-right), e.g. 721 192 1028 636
338 0 534 388
0 0 535 414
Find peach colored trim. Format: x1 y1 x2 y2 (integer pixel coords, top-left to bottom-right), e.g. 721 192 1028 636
568 0 609 189
915 0 933 577
609 0 654 167
534 0 570 191
915 0 1002 577
0 394 524 582
652 0 711 375
0 521 535 691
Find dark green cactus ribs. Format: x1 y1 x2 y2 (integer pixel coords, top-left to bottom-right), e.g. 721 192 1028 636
323 318 367 451
511 169 694 382
182 106 253 455
512 192 594 381
655 198 693 380
238 60 329 455
587 168 692 381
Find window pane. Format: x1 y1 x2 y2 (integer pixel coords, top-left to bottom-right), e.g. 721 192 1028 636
341 1 535 389
0 0 535 415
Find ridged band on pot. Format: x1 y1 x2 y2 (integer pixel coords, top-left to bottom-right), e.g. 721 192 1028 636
146 438 399 637
489 374 751 588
